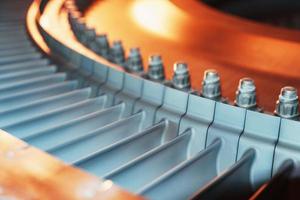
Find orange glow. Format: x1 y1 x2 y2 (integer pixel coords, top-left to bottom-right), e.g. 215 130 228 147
26 1 49 53
130 0 187 40
85 0 300 111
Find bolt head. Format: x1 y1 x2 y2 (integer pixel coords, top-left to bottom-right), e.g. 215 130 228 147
201 69 221 99
235 78 257 108
126 47 144 72
148 54 165 81
172 62 191 90
109 40 125 65
275 86 299 118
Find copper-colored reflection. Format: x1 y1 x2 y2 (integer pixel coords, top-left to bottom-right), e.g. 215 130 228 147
25 1 143 199
26 1 49 53
85 0 300 111
130 0 187 40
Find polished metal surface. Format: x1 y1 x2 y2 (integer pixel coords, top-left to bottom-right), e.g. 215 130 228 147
84 0 300 111
201 69 221 100
0 0 300 199
275 86 299 118
235 78 257 109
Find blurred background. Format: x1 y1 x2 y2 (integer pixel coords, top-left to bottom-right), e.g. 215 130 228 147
82 0 300 111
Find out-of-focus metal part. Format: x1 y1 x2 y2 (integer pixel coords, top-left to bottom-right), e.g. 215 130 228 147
75 18 86 34
83 27 96 45
235 78 257 109
275 86 299 119
147 54 165 81
172 62 191 91
109 40 126 67
91 34 110 59
126 47 144 74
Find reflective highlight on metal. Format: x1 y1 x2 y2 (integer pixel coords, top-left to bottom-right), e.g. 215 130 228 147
275 86 299 119
235 78 257 109
147 54 165 81
109 40 126 66
201 69 221 100
172 62 191 90
4 0 300 199
126 47 144 73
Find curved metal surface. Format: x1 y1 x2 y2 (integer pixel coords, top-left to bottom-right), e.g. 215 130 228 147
19 0 300 199
84 0 300 111
0 1 144 199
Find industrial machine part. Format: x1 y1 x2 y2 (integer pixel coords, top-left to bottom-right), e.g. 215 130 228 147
0 0 300 199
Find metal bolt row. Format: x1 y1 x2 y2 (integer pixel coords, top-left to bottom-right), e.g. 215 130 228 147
65 1 299 120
